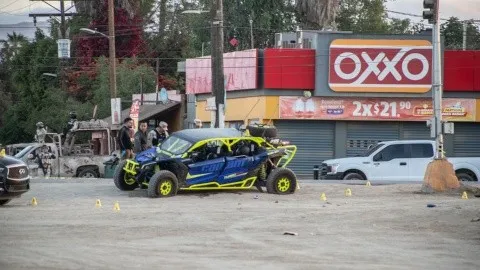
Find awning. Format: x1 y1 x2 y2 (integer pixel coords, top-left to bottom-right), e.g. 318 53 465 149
103 101 181 130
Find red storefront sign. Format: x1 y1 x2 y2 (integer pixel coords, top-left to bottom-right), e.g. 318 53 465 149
329 39 433 93
279 97 476 122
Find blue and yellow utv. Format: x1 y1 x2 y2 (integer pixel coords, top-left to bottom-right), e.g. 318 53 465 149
113 126 297 198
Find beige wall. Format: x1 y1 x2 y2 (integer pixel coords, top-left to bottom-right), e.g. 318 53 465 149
195 96 280 124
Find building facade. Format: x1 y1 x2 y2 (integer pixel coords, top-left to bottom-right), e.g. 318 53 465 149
185 32 480 176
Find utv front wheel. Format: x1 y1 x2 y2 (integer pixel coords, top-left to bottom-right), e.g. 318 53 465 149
113 160 138 191
0 199 11 206
266 168 297 195
147 170 178 198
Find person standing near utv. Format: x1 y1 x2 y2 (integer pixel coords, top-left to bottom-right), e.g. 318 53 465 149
134 121 148 153
147 121 169 148
118 117 134 159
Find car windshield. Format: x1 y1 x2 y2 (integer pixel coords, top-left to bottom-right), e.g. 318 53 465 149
159 135 193 155
363 143 384 157
14 145 34 159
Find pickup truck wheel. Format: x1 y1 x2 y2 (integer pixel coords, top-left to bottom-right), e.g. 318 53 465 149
456 172 475 182
113 160 138 191
78 168 99 178
343 173 365 181
147 170 178 198
0 199 11 206
266 168 297 195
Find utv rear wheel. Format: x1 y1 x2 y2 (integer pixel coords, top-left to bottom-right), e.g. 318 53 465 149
0 199 11 206
113 160 138 191
147 170 178 198
266 168 297 195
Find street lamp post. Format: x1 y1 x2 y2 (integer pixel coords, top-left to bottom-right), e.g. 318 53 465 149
80 5 118 127
79 28 108 38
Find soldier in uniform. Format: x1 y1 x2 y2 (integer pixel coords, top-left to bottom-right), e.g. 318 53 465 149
31 145 56 177
147 121 169 148
63 111 79 155
35 122 47 143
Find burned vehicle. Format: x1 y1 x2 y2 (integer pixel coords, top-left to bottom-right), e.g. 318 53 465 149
113 126 297 198
13 120 115 178
0 152 30 206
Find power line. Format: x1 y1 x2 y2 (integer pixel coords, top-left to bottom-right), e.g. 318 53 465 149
0 3 35 15
0 0 17 11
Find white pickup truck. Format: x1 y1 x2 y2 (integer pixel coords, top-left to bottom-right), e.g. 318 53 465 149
320 140 480 182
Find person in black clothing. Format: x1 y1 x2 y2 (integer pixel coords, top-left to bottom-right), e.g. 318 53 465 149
134 121 148 153
147 121 169 148
118 117 134 159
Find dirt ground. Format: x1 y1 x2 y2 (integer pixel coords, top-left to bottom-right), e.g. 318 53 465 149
1 178 479 270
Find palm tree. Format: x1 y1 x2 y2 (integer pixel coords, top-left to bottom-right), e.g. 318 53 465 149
296 0 341 30
0 32 28 62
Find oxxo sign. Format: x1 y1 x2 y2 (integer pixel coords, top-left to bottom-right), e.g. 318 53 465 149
328 39 433 93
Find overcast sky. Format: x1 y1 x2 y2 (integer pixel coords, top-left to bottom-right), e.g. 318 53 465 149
0 0 479 26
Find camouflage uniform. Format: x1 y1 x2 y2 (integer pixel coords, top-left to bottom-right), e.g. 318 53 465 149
35 122 47 144
34 145 56 177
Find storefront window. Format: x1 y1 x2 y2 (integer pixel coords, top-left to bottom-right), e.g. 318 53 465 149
226 121 244 130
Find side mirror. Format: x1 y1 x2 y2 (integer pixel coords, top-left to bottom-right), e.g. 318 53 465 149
28 154 34 160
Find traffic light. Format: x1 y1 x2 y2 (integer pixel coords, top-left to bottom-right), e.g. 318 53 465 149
423 0 438 24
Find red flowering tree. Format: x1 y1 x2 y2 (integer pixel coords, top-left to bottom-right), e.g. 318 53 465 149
67 0 146 101
75 0 145 66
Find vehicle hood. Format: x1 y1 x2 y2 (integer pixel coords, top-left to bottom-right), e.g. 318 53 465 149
0 155 27 166
323 156 370 165
134 147 177 164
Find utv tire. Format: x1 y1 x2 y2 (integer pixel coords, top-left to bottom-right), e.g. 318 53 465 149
266 168 297 195
0 199 11 206
343 172 365 181
147 170 179 198
113 160 139 191
247 125 277 138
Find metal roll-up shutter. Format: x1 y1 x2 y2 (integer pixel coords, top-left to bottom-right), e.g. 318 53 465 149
453 123 480 157
346 122 400 156
274 120 335 176
402 122 431 140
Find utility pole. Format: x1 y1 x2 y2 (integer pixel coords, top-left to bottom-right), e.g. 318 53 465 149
423 0 443 159
29 0 76 92
59 0 66 92
156 58 160 104
59 0 66 38
29 0 77 25
249 17 254 49
211 0 225 128
108 0 117 99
